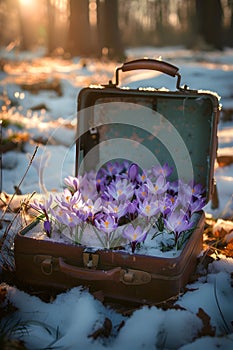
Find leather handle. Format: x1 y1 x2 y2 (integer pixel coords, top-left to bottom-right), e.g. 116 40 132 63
121 58 179 77
58 257 121 282
115 58 181 88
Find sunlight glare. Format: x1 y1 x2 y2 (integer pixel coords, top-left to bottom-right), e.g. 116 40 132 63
19 0 34 6
89 0 97 26
168 12 179 27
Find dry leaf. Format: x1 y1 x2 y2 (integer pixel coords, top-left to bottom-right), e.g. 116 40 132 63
0 283 7 304
212 219 233 245
88 317 112 339
197 307 215 337
224 241 233 258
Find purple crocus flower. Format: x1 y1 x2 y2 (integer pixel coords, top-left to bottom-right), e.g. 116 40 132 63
31 195 53 237
62 211 83 227
167 180 179 196
135 169 149 184
105 178 135 201
31 194 53 214
151 163 173 178
79 177 99 202
32 160 206 250
179 181 193 200
135 183 149 200
126 199 139 215
145 175 168 196
100 161 121 177
95 175 107 192
83 197 103 217
50 206 83 228
44 220 52 237
64 176 80 193
122 160 131 171
94 214 118 234
188 197 206 215
128 163 139 182
138 197 160 218
103 200 129 219
158 195 175 216
164 209 194 244
123 223 148 253
191 183 205 198
176 180 205 211
164 210 190 233
56 189 82 210
74 208 90 223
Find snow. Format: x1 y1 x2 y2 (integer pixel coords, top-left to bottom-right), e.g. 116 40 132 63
23 216 195 258
1 46 233 349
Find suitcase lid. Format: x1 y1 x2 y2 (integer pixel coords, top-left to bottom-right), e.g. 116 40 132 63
76 58 220 204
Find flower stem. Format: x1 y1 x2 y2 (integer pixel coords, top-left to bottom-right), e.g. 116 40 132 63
92 226 106 248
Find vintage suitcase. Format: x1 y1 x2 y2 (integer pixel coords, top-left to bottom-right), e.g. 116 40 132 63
14 59 220 304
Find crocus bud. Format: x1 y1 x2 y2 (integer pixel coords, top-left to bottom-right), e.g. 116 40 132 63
128 163 138 181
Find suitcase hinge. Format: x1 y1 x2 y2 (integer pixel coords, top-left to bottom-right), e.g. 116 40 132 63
82 252 99 269
120 269 151 285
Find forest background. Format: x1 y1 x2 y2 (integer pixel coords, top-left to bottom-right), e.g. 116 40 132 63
1 0 233 61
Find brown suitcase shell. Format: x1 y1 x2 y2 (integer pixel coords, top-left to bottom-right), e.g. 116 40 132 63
14 59 219 304
14 212 204 304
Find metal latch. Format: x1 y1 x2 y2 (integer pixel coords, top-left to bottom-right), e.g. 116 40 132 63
120 269 151 285
34 255 59 276
82 252 99 269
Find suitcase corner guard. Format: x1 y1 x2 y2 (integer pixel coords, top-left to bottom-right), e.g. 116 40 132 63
33 254 151 285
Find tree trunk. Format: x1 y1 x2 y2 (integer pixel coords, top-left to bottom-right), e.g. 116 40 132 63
196 0 223 50
99 0 125 60
16 0 34 50
67 0 92 57
228 0 233 46
47 0 56 54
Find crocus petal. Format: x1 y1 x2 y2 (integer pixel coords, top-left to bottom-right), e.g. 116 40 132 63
128 163 138 181
44 220 51 236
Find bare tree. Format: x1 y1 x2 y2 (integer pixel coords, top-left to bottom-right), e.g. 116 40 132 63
98 0 125 60
47 0 56 54
16 0 37 50
67 0 92 56
196 0 223 50
228 0 233 46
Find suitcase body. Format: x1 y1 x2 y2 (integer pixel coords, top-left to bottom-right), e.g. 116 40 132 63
14 59 220 304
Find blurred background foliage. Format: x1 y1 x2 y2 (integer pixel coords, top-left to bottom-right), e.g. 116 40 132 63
0 0 233 60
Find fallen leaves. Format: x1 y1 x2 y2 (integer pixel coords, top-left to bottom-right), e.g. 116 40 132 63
204 218 233 257
0 284 27 350
88 317 112 339
20 78 62 96
212 219 233 257
0 132 29 153
223 241 233 257
0 283 17 321
196 308 216 337
217 155 233 167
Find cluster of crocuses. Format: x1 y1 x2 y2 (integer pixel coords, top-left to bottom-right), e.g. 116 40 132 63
31 161 206 252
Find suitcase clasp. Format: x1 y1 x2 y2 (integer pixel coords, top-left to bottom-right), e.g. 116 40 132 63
120 269 151 285
83 252 99 269
34 255 56 275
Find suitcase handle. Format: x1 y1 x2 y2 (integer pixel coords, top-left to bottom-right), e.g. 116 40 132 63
115 58 182 89
58 257 121 281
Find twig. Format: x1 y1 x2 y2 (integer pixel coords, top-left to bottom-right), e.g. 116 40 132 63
20 191 36 227
0 119 2 193
0 192 36 244
0 145 38 222
0 146 38 270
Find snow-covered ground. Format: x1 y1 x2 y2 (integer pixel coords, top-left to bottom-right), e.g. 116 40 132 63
1 46 233 349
